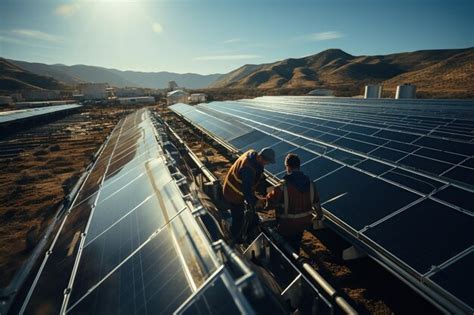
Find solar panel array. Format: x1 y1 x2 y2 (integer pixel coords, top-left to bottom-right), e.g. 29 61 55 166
0 104 82 124
19 109 265 314
170 96 474 314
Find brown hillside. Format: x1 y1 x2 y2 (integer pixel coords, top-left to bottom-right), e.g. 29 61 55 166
0 58 66 92
210 48 474 97
383 50 474 98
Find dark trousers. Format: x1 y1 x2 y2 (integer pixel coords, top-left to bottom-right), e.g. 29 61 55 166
230 203 244 240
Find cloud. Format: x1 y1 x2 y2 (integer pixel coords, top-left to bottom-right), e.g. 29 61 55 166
195 54 261 61
12 29 62 42
223 38 243 44
299 31 344 41
0 35 61 49
152 22 163 34
55 3 80 16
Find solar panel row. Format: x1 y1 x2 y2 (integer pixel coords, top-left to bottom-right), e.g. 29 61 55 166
18 108 332 314
0 104 82 124
170 96 474 314
20 109 226 314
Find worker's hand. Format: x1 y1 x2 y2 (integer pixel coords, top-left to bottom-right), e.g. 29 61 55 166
254 192 266 200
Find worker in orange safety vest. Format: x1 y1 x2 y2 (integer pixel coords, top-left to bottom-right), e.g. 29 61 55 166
265 153 323 251
223 147 275 242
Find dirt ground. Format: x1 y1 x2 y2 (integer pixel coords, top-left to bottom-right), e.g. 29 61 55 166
0 106 128 287
157 105 442 315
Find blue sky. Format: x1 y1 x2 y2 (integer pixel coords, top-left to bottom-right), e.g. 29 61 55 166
0 0 473 74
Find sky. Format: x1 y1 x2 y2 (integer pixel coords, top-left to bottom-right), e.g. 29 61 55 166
0 0 473 74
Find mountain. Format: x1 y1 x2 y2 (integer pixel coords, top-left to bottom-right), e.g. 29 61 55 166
7 59 222 89
210 48 474 97
0 58 66 91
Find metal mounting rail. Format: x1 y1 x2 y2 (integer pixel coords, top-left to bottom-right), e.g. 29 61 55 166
261 225 358 315
212 240 265 299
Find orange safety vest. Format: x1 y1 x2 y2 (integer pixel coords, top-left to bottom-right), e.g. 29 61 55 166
223 150 261 205
276 180 315 235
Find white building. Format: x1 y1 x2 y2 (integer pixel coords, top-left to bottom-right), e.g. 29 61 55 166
189 93 207 103
118 97 155 105
167 90 189 105
396 84 416 99
78 83 108 100
364 85 383 99
116 87 146 97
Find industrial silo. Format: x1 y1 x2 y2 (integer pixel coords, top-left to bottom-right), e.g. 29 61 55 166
395 84 416 99
364 85 383 99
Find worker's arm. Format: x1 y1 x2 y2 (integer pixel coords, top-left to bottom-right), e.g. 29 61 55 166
265 186 282 204
240 167 256 206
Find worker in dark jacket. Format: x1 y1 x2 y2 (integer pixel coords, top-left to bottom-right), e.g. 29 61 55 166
223 147 275 242
265 153 323 251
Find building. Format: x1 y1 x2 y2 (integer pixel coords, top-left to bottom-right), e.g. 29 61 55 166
78 83 108 100
168 81 178 91
117 96 155 105
167 90 189 105
396 84 416 99
364 85 383 99
307 89 334 96
115 87 147 97
189 93 207 103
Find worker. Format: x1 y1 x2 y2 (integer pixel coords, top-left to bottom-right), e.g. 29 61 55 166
223 147 275 242
265 153 323 251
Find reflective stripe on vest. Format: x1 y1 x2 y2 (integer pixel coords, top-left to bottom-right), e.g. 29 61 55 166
279 211 313 219
227 178 244 196
232 172 242 184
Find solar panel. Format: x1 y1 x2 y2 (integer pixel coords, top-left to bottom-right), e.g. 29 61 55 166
0 104 82 124
170 96 474 314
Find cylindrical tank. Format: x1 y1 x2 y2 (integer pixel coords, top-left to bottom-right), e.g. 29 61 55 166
364 85 382 99
395 84 416 99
